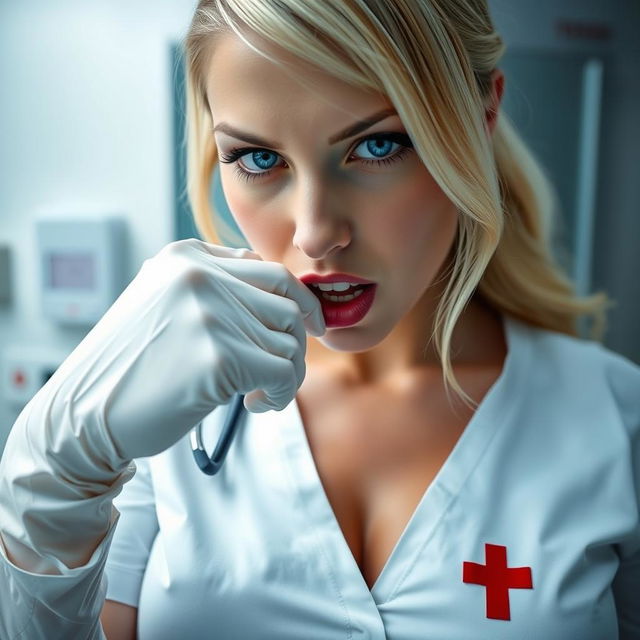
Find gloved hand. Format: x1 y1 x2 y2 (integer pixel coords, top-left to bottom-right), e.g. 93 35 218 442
0 238 325 581
45 238 326 462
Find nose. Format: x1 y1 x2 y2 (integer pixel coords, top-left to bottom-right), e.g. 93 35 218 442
291 180 352 259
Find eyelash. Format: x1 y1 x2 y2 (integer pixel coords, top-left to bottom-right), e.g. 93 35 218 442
218 132 414 184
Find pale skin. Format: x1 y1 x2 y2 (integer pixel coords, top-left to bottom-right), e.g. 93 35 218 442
206 31 506 390
101 32 507 635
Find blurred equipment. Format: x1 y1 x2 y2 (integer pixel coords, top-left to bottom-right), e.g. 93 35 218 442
1 344 67 410
36 216 128 326
0 244 11 304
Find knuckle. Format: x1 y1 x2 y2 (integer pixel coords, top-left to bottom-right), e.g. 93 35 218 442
240 247 261 260
263 260 287 281
280 332 299 358
283 302 305 336
280 296 300 322
276 356 296 384
164 239 197 256
177 265 208 288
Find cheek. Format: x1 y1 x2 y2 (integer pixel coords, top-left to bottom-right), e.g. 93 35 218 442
221 164 458 267
375 173 458 262
219 179 276 252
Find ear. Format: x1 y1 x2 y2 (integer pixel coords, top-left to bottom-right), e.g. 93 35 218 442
485 68 505 137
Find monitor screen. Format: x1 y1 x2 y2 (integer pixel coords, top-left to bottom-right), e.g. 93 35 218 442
48 252 95 290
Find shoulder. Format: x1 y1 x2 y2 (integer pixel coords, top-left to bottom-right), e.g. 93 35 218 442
515 317 640 440
593 340 640 441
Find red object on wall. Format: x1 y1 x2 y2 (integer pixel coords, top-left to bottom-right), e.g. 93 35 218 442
11 369 27 388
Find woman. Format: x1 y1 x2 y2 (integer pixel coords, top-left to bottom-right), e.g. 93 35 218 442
1 1 638 638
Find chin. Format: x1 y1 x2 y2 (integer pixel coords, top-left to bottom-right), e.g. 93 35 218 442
317 326 387 352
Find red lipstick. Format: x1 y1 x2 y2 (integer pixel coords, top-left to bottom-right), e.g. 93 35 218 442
299 272 375 285
298 272 377 328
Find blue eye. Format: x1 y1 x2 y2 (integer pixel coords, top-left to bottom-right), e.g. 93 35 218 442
361 137 395 158
238 149 280 173
218 132 414 184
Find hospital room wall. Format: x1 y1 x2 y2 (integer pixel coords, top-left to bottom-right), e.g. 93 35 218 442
0 0 639 456
0 0 198 453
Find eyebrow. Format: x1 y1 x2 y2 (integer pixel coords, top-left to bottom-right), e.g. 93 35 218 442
212 107 398 148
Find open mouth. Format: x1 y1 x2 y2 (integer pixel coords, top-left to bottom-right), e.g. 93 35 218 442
307 283 377 328
307 283 374 302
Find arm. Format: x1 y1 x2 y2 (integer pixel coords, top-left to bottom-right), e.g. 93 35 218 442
103 454 159 616
601 345 640 638
0 385 135 639
101 600 137 640
611 421 640 639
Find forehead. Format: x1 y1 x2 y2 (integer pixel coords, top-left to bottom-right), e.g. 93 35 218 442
205 32 392 125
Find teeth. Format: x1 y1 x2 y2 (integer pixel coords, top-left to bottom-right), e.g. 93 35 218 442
321 288 365 302
310 282 361 292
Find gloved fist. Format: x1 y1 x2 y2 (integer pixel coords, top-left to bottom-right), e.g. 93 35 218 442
44 239 326 461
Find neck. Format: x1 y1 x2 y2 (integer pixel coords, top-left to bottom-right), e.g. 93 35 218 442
305 294 506 390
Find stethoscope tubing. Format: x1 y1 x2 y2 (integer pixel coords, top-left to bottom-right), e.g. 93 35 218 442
189 393 246 475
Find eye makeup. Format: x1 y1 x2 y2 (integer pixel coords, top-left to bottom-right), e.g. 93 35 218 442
217 132 414 183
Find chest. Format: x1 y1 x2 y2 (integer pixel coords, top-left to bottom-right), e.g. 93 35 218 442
295 367 500 591
145 333 625 638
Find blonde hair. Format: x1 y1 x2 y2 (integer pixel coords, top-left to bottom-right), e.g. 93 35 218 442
183 0 612 409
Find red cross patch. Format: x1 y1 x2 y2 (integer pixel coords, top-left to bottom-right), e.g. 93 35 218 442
462 543 533 620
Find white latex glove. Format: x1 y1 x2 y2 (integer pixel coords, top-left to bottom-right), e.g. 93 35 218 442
48 238 326 461
0 239 325 633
